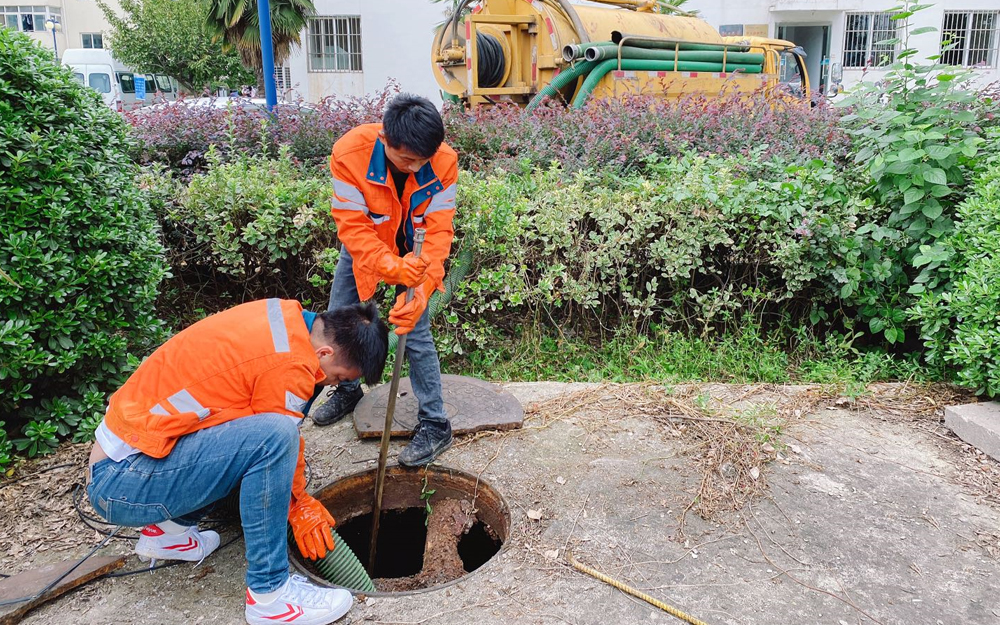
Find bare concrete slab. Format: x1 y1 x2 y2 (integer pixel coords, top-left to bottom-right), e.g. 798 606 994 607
13 383 1000 625
946 401 1000 462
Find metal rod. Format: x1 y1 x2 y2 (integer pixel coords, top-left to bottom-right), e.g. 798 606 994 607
368 228 426 575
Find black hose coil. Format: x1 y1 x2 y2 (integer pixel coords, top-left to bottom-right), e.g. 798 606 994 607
476 32 506 89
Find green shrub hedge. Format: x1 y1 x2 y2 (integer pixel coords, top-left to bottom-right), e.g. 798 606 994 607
148 147 338 321
912 164 1000 395
434 152 866 351
0 30 167 464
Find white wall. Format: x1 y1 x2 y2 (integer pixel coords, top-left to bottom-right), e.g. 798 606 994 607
689 0 1000 91
284 0 446 104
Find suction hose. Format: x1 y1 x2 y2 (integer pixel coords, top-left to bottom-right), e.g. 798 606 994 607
525 60 598 112
476 32 506 89
585 45 765 65
293 527 376 593
571 58 763 109
387 245 475 355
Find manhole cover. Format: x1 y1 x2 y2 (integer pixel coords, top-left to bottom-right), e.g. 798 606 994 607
353 374 523 438
289 466 510 595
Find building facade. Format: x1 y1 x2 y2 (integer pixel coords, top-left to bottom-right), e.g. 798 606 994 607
2 1 115 57
279 0 446 104
690 0 1000 94
2 0 447 103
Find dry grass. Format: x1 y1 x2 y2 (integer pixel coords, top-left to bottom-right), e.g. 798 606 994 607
524 383 829 534
523 381 1000 537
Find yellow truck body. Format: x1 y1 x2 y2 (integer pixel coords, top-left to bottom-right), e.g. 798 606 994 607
432 0 811 108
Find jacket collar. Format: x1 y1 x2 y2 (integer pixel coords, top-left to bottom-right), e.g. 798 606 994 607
367 138 440 190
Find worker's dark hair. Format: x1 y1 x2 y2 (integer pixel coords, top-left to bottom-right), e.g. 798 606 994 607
319 303 389 385
382 93 445 159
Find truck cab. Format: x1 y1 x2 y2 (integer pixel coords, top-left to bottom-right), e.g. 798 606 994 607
723 36 812 102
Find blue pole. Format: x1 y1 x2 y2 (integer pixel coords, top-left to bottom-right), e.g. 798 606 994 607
256 0 277 111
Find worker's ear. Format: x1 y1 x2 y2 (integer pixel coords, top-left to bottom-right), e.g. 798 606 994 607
315 344 335 360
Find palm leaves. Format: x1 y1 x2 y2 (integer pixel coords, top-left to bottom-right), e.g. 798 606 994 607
206 0 315 70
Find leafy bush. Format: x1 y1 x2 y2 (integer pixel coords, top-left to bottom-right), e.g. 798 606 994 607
911 165 1000 395
0 30 167 465
444 91 848 175
836 1 996 346
126 83 397 174
149 147 337 320
440 151 864 351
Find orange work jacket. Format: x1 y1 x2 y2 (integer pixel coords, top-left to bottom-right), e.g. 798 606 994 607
103 299 323 501
329 123 458 301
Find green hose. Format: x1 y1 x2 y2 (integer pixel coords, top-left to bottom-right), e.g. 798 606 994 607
561 41 614 62
525 60 598 112
585 46 764 65
571 58 763 109
387 245 475 355
293 527 376 592
611 33 750 53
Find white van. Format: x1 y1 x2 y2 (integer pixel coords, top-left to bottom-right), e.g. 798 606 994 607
62 49 178 112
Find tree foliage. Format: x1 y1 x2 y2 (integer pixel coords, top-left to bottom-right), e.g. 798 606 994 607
206 0 315 71
98 0 254 92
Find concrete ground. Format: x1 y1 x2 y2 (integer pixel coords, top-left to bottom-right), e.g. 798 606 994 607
10 382 1000 625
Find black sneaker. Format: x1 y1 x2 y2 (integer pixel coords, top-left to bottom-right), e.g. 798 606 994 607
312 385 364 426
398 421 453 467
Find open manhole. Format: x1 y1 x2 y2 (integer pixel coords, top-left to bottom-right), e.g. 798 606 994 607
289 466 510 594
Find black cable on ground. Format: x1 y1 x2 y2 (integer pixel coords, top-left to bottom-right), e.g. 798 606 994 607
476 32 506 88
101 533 243 579
0 526 121 607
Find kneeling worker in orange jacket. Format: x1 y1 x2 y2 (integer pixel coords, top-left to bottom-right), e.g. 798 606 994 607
314 94 458 467
85 299 388 625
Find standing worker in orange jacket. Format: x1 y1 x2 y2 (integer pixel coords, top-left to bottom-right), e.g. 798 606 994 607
312 94 457 468
86 299 389 625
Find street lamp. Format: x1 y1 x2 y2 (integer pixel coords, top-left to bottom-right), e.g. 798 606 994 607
44 17 60 60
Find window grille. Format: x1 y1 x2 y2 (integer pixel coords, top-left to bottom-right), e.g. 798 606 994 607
843 12 900 68
308 16 362 72
941 11 999 68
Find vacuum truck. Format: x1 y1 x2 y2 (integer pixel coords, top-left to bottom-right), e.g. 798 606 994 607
431 0 811 108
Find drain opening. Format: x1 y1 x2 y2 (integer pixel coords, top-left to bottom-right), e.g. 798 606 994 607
335 509 427 579
458 521 502 572
290 466 510 594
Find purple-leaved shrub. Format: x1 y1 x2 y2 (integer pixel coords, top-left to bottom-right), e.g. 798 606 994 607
445 91 849 175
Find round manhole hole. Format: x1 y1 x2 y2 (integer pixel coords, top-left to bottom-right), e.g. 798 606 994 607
289 466 510 595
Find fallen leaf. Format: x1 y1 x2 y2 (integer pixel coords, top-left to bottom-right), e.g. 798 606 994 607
526 509 543 520
543 549 559 560
749 467 760 481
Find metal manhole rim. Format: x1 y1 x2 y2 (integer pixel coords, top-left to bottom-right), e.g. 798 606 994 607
288 464 512 597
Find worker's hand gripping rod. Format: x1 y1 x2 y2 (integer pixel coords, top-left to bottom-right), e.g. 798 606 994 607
368 227 426 575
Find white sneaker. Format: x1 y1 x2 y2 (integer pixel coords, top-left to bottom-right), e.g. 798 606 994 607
135 524 221 565
245 575 353 625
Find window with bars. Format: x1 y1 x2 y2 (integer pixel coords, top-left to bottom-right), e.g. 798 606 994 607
941 11 999 68
308 16 362 72
843 12 900 68
275 65 293 90
82 32 103 48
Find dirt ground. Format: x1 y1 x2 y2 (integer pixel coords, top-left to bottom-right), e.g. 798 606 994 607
4 381 1000 625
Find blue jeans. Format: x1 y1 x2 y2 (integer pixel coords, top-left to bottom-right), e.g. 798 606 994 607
87 414 299 592
328 247 447 425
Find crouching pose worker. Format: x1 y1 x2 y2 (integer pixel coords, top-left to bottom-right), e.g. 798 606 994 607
86 299 388 625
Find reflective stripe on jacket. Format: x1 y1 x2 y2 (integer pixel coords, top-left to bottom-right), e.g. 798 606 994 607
103 299 324 501
329 123 458 301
